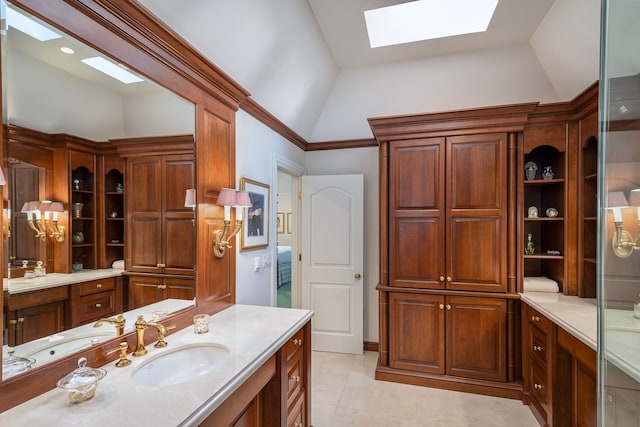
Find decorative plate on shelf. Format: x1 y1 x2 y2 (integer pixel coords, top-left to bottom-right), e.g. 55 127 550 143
546 207 559 218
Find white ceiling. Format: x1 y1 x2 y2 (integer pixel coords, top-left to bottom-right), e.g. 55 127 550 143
307 0 555 69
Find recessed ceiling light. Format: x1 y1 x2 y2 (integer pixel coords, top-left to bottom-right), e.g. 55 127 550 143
6 7 62 42
364 0 499 48
60 47 75 55
81 56 143 84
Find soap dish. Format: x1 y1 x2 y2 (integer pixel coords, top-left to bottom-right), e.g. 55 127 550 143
57 357 106 404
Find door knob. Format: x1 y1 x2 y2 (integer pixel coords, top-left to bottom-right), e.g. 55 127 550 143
354 273 362 280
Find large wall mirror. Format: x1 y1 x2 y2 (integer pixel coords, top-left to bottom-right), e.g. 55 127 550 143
2 0 196 380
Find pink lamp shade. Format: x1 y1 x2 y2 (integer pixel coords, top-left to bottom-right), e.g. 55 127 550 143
39 200 52 211
216 188 237 206
49 202 64 212
234 191 252 207
21 201 40 213
184 188 196 208
608 191 629 208
628 189 640 207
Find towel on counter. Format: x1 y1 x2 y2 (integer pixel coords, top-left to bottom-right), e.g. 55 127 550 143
112 260 125 269
524 276 559 293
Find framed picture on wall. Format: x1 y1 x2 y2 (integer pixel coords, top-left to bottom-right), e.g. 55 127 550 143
277 212 285 233
240 177 270 251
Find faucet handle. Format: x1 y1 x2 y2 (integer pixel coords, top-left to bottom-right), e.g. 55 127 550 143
155 325 176 348
106 342 131 368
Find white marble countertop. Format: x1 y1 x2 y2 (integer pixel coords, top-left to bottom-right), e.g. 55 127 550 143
522 291 640 385
0 304 313 426
520 292 597 350
3 269 124 294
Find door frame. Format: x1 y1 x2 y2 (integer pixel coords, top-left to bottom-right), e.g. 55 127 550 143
271 154 305 308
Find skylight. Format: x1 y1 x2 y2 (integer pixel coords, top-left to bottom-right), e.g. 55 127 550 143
7 7 62 42
81 57 144 84
364 0 499 48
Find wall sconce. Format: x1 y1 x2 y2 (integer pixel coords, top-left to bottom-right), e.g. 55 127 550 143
42 201 66 242
213 188 252 258
184 188 196 209
608 190 640 258
22 201 46 241
21 200 65 242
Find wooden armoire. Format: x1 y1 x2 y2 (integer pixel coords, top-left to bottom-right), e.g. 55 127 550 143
370 104 538 398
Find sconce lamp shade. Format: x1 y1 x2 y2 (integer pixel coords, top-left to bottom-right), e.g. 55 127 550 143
0 167 6 186
184 188 196 208
628 189 640 207
49 202 64 212
216 188 236 206
21 201 40 213
38 200 52 212
234 191 252 207
608 191 629 208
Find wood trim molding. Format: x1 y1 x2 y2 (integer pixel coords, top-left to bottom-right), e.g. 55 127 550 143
306 138 378 151
241 98 307 150
109 134 195 157
364 341 379 352
368 103 540 142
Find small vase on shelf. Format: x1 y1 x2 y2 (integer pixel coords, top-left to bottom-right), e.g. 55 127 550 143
542 166 554 180
525 233 535 255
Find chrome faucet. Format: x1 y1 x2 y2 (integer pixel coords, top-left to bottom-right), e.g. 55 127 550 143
93 314 126 336
133 315 168 357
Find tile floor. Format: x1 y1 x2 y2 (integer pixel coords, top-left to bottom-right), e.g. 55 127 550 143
311 351 541 427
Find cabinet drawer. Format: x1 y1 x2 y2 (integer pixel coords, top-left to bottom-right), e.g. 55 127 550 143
529 357 549 410
527 306 552 334
79 277 116 296
528 321 549 365
78 291 116 323
287 391 305 427
286 346 304 408
284 328 305 362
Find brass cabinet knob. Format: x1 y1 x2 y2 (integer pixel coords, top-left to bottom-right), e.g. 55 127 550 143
446 276 452 282
291 375 301 383
439 304 444 310
534 383 544 390
95 303 102 308
17 317 25 323
446 304 451 310
293 423 303 427
293 338 303 346
531 316 540 322
156 263 166 268
354 273 362 280
8 319 17 325
439 276 445 282
96 283 102 288
533 345 543 352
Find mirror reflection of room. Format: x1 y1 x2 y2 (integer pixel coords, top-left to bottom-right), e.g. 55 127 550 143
1 1 196 378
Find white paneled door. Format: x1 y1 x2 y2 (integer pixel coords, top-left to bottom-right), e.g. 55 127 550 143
301 174 363 354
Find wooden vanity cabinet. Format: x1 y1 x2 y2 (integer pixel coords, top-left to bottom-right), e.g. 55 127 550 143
69 276 123 327
126 274 195 309
522 303 596 427
5 286 68 346
202 321 311 427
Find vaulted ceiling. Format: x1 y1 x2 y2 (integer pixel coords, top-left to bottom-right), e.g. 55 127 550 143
136 0 602 142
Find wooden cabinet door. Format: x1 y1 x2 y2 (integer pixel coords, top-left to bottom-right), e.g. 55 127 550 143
389 292 445 374
445 296 507 381
446 134 507 292
10 301 65 346
162 155 195 275
126 155 194 275
165 277 195 301
128 275 164 309
388 138 445 289
127 157 163 273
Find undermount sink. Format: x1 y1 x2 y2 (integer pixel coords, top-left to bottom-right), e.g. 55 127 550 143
131 343 244 388
25 332 113 364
